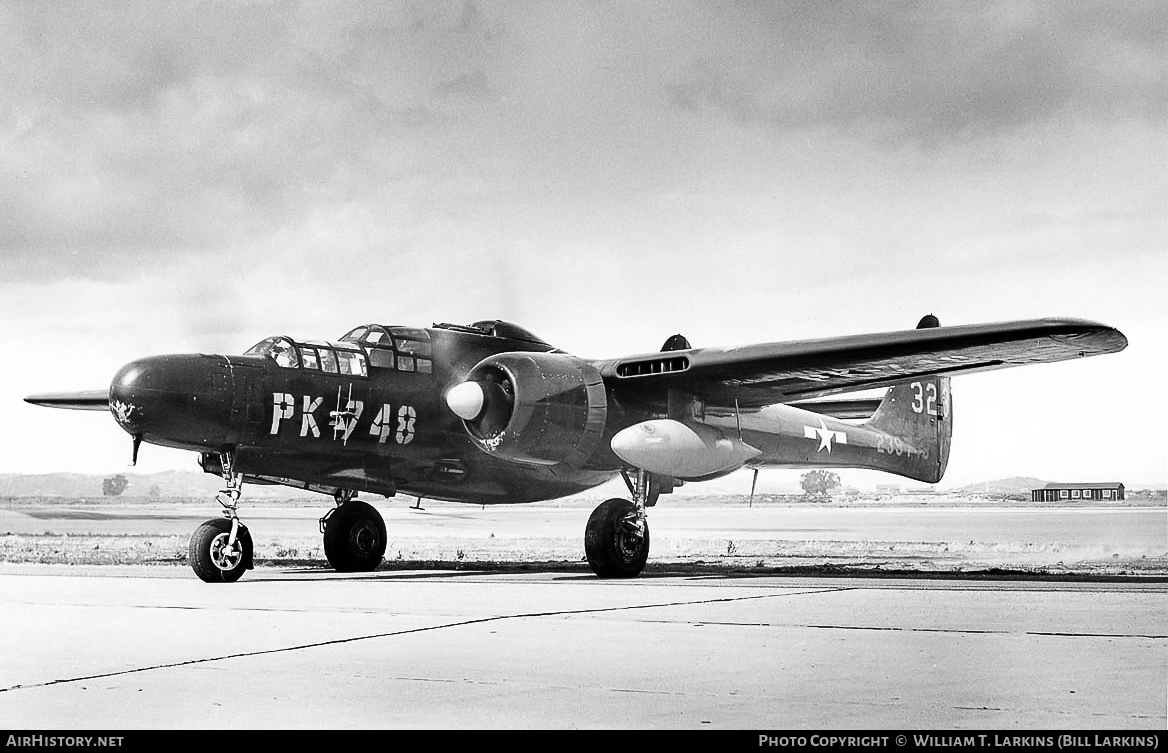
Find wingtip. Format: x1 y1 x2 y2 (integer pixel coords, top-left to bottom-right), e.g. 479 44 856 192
1048 318 1129 354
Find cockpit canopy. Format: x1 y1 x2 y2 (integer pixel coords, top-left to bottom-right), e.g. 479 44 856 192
244 321 550 375
338 325 433 373
432 320 552 347
470 320 549 345
244 337 370 376
246 324 434 376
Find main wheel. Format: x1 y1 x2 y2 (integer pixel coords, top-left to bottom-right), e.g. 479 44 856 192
323 500 387 572
584 498 650 578
189 518 253 583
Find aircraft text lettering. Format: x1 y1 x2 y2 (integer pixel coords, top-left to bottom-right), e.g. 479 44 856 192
300 396 323 437
370 404 394 444
271 393 294 435
397 405 417 445
270 392 417 445
910 381 938 416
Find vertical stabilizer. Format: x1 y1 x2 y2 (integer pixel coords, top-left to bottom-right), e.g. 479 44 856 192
863 376 952 483
862 314 952 483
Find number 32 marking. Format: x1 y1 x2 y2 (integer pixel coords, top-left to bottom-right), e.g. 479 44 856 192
910 382 937 416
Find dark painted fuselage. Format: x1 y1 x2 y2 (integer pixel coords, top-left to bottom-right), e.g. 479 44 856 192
107 324 626 504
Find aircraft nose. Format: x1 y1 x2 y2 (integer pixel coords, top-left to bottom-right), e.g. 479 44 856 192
108 359 149 426
109 355 234 448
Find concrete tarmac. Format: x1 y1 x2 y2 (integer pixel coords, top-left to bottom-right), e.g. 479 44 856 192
0 564 1163 730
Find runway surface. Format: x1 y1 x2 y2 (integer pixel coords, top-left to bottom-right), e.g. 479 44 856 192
0 564 1163 730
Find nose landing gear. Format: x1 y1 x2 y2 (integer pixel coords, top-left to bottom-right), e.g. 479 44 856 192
189 452 254 583
187 451 389 581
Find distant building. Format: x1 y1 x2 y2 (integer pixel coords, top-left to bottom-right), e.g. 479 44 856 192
875 484 902 495
1032 482 1124 502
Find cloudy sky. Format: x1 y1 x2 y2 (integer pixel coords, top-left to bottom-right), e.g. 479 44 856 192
2 1 1164 491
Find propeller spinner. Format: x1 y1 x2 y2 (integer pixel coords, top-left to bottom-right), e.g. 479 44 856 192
445 373 515 438
446 381 485 421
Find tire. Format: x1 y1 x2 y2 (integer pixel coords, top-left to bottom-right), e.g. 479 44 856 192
584 498 650 578
189 518 253 583
323 500 387 572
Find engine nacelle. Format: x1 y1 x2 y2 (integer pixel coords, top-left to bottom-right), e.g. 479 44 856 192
449 352 608 467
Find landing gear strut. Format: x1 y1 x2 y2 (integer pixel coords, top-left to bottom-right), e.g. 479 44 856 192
320 489 387 572
584 468 652 577
189 451 254 583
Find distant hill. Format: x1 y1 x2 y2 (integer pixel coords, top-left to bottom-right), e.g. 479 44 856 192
0 471 315 499
954 477 1049 495
952 477 1166 494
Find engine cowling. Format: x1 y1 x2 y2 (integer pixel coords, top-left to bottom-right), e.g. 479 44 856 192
446 352 607 467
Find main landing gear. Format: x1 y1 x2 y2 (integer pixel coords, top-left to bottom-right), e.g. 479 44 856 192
187 451 387 582
320 489 387 572
584 469 658 578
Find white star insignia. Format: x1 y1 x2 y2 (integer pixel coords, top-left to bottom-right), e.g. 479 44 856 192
804 419 847 453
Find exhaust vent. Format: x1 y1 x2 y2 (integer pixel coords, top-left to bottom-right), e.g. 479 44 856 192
616 356 690 378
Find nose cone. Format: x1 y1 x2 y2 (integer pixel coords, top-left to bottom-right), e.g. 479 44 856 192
446 381 485 421
109 359 155 433
109 355 234 449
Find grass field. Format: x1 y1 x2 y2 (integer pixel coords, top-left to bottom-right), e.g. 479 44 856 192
2 494 1164 576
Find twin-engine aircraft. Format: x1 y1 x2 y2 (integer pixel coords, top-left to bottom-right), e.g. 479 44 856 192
26 315 1126 582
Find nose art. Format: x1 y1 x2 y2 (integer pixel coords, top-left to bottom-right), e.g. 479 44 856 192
108 359 154 433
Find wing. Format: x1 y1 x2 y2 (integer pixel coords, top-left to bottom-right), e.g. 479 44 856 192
24 390 110 411
595 318 1127 407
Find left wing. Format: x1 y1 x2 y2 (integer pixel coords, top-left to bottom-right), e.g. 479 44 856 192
595 318 1126 407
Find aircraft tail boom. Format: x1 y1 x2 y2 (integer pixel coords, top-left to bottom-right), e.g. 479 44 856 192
719 375 952 484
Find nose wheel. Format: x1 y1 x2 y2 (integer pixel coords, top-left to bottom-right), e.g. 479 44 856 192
189 518 254 583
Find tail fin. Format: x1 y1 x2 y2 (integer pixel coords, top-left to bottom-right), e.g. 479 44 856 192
864 377 952 483
862 315 952 483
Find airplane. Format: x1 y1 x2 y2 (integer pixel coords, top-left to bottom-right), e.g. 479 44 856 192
25 315 1127 583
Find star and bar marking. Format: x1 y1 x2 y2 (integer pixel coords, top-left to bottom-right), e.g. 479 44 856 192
804 419 847 453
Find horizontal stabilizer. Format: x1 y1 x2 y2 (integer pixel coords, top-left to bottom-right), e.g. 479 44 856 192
787 398 882 420
24 390 110 411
